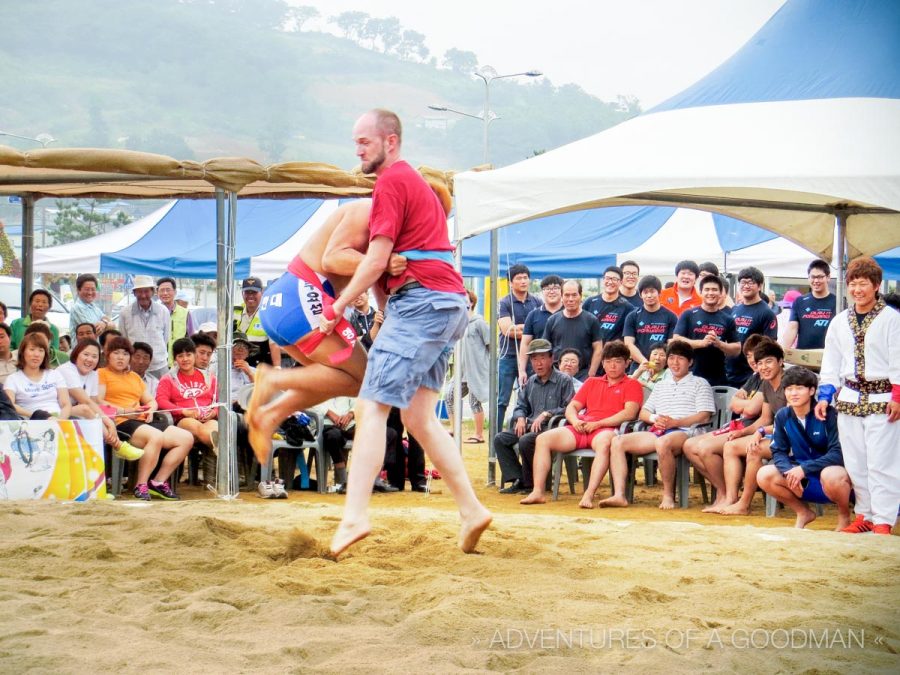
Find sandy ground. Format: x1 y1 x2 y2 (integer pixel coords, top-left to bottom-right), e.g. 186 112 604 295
1 433 898 674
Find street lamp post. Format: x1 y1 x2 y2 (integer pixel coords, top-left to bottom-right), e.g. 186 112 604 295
0 130 57 147
429 66 541 483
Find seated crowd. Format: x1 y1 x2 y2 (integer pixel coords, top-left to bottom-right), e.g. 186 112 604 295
491 256 898 535
0 274 431 503
3 255 896 539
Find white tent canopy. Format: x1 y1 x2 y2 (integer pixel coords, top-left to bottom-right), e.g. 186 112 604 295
454 0 900 260
615 208 818 278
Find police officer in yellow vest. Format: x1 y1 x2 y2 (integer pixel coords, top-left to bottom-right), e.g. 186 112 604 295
234 276 281 367
157 277 190 364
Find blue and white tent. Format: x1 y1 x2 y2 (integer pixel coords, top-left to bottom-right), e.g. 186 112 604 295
35 197 900 280
460 206 822 278
455 0 900 261
33 198 347 280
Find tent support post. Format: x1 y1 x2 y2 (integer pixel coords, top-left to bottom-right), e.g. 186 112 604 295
215 189 239 499
487 229 498 485
453 243 463 452
835 210 848 312
20 195 34 309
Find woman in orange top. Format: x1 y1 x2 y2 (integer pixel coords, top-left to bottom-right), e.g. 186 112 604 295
98 336 193 501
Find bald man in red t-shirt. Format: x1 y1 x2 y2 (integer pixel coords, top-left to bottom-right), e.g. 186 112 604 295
322 109 492 558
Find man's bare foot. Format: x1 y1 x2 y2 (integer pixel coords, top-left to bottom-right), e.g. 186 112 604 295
247 365 278 463
702 497 729 513
717 502 751 516
330 518 371 558
659 496 676 510
835 514 852 531
459 508 492 553
794 507 817 529
578 494 595 509
519 491 546 505
598 495 629 508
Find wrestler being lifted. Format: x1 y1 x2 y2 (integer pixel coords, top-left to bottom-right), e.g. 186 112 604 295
245 198 406 463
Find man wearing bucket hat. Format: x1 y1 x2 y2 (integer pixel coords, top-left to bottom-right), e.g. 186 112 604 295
119 275 170 379
492 338 575 495
230 332 258 401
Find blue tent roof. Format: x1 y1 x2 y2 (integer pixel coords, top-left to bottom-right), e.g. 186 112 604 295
653 0 900 113
100 199 332 278
459 207 779 277
875 247 900 279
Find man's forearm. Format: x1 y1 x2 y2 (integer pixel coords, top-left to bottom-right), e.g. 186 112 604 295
588 345 602 376
322 248 365 277
333 251 389 316
674 411 712 428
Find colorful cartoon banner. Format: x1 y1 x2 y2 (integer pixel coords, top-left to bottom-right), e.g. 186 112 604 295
0 420 106 501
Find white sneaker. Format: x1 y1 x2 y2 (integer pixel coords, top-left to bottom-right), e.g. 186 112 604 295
257 480 276 499
272 479 288 499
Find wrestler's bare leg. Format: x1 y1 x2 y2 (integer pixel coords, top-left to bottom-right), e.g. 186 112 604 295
329 399 388 556
331 387 492 557
247 337 367 462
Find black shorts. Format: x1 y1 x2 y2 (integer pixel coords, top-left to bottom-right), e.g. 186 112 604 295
117 417 167 438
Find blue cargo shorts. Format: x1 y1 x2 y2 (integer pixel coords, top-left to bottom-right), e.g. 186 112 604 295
359 286 467 408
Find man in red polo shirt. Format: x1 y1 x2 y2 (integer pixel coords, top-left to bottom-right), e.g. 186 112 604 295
520 341 642 505
659 260 702 317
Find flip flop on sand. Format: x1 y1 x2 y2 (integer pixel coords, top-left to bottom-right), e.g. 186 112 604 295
464 437 484 444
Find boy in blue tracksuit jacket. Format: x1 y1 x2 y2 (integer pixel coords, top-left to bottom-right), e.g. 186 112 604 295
757 367 852 530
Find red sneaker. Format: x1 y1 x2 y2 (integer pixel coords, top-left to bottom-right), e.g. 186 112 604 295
841 514 874 533
873 524 893 535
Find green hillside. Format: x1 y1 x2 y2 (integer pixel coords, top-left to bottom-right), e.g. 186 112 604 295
0 0 639 170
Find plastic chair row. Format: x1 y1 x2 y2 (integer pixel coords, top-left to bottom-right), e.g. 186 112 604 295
235 384 330 494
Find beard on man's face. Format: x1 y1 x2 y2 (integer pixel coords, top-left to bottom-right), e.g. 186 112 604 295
361 146 386 174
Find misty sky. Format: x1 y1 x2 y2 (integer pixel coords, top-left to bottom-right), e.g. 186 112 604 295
294 0 786 106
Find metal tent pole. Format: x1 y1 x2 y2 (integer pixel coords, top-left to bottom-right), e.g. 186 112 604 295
835 211 848 312
21 196 34 309
487 229 498 485
453 242 463 450
215 189 238 498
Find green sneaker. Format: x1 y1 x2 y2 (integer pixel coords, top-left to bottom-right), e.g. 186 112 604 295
147 480 180 501
115 441 144 461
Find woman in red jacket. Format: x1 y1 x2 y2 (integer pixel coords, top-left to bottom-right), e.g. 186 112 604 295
156 337 218 452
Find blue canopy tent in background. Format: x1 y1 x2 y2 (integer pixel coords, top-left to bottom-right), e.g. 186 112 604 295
457 206 824 278
35 197 900 280
101 199 328 278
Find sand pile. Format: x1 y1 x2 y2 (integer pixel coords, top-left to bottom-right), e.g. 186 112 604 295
0 442 898 672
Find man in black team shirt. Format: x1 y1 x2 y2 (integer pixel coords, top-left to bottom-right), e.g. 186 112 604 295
496 264 541 432
781 259 837 350
517 274 564 386
543 280 602 381
623 275 678 368
619 260 643 308
726 267 778 387
582 265 635 349
672 275 740 386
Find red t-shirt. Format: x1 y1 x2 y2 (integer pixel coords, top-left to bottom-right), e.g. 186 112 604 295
369 160 465 294
572 375 643 422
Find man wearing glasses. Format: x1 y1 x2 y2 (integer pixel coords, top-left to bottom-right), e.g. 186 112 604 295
781 259 836 350
583 265 636 350
725 267 778 387
619 260 643 308
517 275 564 386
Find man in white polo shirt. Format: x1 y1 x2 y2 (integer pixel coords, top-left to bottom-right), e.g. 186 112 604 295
604 340 714 509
